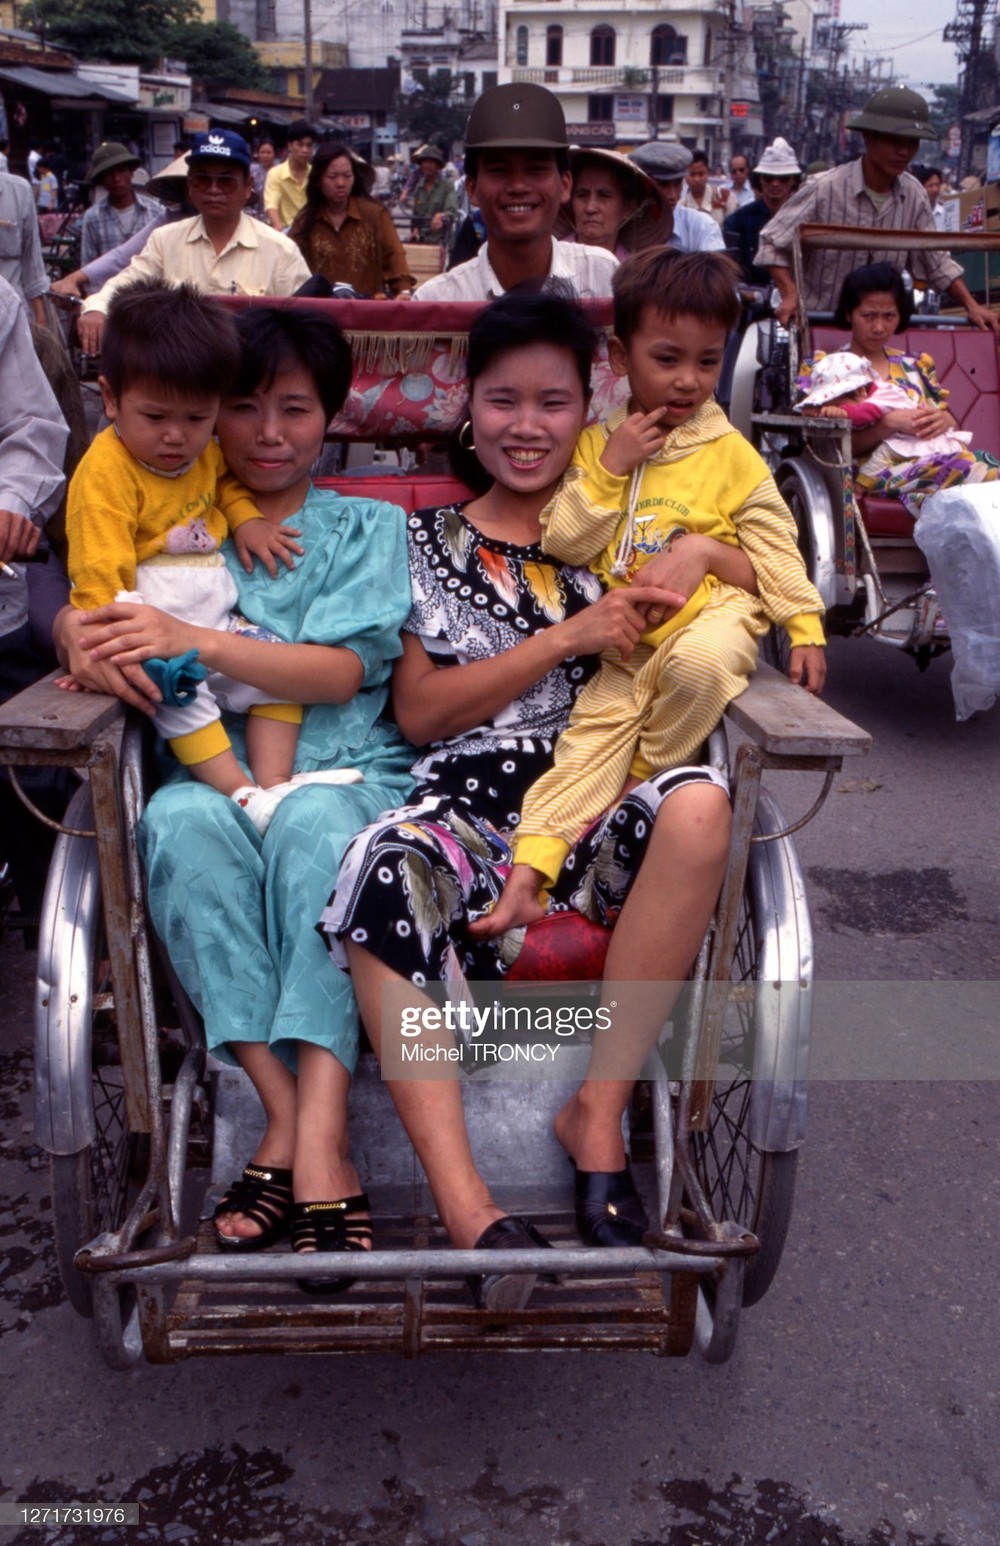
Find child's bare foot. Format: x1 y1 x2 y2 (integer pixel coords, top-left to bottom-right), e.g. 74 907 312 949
467 864 548 939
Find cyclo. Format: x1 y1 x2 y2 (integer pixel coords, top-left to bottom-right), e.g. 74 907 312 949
728 224 1000 671
0 298 869 1369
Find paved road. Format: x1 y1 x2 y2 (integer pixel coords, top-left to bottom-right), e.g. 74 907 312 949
0 634 997 1546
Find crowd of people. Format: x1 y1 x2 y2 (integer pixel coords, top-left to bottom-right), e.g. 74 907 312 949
1 76 998 1309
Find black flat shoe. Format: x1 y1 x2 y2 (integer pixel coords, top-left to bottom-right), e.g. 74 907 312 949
291 1194 372 1295
468 1214 551 1311
572 1163 648 1247
212 1164 294 1253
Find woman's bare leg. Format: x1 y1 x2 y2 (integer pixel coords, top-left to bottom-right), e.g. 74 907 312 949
345 941 506 1249
555 783 732 1172
213 1041 297 1240
293 1042 362 1203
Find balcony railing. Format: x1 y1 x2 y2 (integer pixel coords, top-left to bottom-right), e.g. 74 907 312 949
511 65 726 93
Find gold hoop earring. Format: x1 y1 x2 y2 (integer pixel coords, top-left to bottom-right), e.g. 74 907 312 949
458 419 476 451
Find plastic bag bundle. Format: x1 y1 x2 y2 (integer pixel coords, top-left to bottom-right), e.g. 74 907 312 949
914 485 1000 720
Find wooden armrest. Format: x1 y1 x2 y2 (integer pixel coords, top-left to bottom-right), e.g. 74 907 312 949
725 663 871 758
0 671 124 753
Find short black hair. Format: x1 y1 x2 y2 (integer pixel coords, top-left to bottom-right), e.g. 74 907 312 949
464 145 570 180
833 262 913 330
613 248 741 342
450 286 597 492
230 305 353 421
689 151 709 168
101 280 241 401
286 120 316 143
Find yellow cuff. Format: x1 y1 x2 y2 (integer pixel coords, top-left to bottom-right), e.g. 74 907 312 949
629 750 655 780
512 833 571 889
248 702 303 725
783 612 827 648
170 719 232 766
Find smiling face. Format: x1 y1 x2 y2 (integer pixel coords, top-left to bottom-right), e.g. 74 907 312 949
571 166 633 250
100 380 219 474
610 308 727 428
215 362 327 517
320 154 355 211
847 291 901 357
468 340 587 502
466 150 571 247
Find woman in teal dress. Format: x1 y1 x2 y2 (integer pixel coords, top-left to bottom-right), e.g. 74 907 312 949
62 306 413 1273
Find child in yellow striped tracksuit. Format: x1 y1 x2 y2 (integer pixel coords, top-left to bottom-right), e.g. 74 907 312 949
479 249 826 935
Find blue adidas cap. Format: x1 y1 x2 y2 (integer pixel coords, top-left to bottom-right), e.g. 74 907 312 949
189 130 251 172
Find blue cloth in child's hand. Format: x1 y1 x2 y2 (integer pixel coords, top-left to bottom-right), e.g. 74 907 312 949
143 650 207 706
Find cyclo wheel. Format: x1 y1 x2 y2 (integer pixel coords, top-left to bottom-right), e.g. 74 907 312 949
37 783 142 1317
688 790 808 1308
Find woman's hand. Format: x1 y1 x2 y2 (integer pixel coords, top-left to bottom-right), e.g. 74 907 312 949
556 585 685 663
232 517 303 578
911 404 955 439
74 601 198 666
54 606 161 715
879 407 921 436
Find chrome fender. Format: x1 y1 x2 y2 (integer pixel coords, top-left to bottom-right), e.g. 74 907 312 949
746 787 814 1153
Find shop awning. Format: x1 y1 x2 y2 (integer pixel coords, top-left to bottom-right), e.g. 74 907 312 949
0 65 135 103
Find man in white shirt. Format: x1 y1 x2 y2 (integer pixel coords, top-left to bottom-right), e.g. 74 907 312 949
727 153 755 208
414 84 617 301
627 142 725 253
79 131 311 353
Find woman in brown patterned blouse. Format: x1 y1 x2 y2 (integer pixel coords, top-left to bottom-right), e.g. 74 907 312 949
289 143 416 298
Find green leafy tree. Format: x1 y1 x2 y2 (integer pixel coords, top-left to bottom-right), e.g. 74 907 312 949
165 21 269 90
396 70 470 155
18 0 198 69
928 83 961 138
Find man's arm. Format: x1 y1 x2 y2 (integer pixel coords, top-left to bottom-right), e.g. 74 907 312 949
17 178 50 310
263 166 285 231
0 279 67 530
78 226 170 352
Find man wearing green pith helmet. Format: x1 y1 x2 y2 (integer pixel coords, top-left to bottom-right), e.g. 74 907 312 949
755 85 1000 337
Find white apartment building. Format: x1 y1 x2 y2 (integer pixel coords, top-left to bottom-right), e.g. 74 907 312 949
498 0 760 162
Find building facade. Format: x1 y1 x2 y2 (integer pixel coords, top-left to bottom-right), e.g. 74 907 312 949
499 0 760 162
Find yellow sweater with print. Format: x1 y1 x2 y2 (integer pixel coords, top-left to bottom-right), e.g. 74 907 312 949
67 427 260 612
543 402 825 648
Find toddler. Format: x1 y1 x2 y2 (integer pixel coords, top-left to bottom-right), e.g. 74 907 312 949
64 280 308 833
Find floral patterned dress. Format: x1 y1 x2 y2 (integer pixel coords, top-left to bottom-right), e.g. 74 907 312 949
797 347 997 514
320 503 727 986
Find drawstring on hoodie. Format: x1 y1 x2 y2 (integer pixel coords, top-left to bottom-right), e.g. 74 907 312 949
611 461 646 577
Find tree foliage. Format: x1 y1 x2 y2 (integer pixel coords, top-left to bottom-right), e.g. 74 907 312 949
18 0 198 69
396 70 470 154
165 21 269 90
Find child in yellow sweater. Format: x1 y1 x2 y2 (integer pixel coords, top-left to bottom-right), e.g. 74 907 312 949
474 248 826 937
64 280 309 833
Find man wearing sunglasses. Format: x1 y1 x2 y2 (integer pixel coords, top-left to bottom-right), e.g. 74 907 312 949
79 132 311 354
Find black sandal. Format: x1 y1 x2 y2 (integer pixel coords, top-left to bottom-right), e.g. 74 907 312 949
572 1162 648 1247
468 1215 552 1311
290 1194 372 1295
212 1164 294 1253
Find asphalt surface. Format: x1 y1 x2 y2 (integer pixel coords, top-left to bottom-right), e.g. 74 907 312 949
0 633 998 1546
